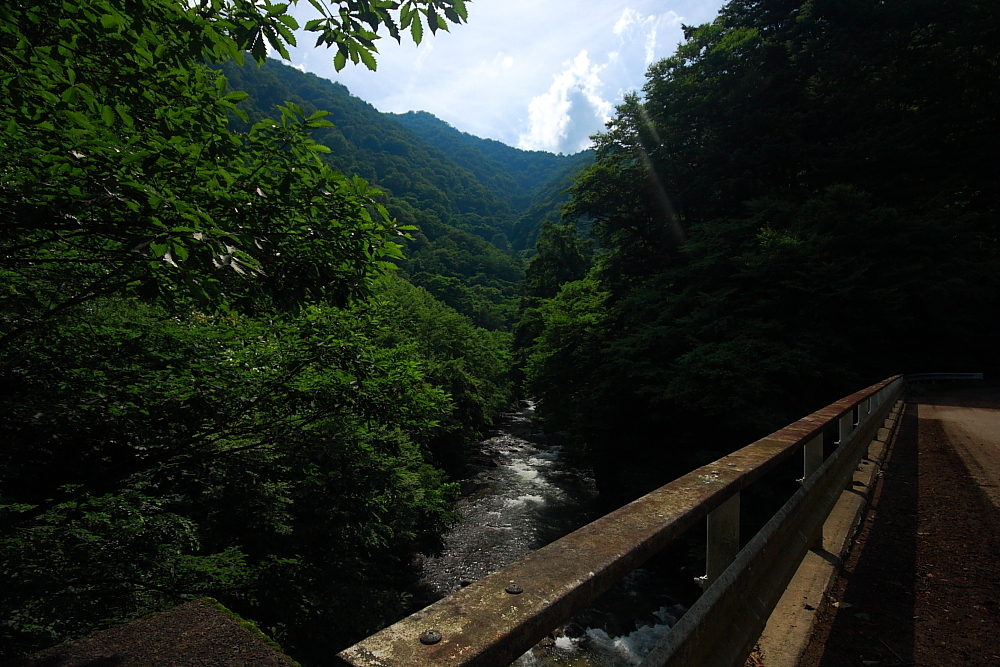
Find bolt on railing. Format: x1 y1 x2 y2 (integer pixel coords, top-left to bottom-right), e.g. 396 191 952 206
336 377 906 667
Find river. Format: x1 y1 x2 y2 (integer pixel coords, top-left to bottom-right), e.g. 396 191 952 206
414 402 687 667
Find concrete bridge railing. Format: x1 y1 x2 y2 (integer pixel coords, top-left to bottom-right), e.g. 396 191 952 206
336 377 907 667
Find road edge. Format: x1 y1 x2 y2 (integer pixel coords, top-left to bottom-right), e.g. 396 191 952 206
754 399 906 667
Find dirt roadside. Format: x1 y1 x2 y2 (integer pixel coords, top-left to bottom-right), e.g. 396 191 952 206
798 387 1000 667
20 598 296 667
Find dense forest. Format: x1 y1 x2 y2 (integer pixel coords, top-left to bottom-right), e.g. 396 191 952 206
0 0 585 662
2 0 998 664
522 0 1000 502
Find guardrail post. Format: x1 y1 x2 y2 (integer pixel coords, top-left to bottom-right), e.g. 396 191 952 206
705 493 740 587
837 412 854 446
839 410 857 489
803 435 823 550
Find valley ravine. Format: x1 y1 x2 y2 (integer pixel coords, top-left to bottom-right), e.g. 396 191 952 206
414 402 687 667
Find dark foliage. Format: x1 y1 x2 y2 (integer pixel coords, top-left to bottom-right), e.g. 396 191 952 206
0 0 547 663
529 0 1000 502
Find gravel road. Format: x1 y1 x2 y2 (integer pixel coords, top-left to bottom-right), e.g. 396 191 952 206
799 387 1000 667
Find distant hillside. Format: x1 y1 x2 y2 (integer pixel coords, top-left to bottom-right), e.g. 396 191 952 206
507 150 594 253
390 111 590 210
221 61 512 241
218 59 592 328
391 111 593 253
214 61 501 327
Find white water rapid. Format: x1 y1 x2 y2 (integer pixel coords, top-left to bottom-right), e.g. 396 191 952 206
415 402 686 667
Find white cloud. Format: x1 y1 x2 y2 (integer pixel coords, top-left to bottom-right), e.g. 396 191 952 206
281 0 724 152
645 24 658 64
518 50 614 154
613 8 640 35
514 6 688 153
413 39 435 71
611 8 683 65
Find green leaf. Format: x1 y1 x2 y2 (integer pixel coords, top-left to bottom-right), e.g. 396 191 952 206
171 242 190 262
264 25 291 60
410 15 423 43
115 103 134 128
251 33 266 62
99 13 122 30
64 110 93 129
275 20 296 47
121 151 150 164
358 45 377 71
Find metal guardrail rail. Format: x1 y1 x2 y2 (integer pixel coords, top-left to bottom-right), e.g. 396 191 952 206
337 376 906 667
904 372 984 382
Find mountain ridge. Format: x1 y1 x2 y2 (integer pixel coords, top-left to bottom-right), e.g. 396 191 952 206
219 58 595 328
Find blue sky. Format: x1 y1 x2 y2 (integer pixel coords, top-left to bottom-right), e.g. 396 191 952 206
282 1 726 155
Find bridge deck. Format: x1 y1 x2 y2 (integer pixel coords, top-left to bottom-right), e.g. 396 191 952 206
799 387 1000 667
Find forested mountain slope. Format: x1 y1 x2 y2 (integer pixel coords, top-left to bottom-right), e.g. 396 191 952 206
221 59 591 327
391 111 593 252
507 151 594 253
391 111 589 206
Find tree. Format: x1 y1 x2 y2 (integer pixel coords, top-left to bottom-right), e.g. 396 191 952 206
0 0 470 534
512 219 592 386
374 274 513 472
521 220 593 302
523 276 609 448
1 0 469 340
0 297 459 658
1 0 473 660
537 0 1000 501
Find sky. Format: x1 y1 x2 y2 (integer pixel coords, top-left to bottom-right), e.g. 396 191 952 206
282 1 726 155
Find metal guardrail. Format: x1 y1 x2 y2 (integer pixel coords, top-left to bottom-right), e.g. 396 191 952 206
904 372 984 382
337 376 905 667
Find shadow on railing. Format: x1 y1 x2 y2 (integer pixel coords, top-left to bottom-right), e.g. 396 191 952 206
336 377 907 667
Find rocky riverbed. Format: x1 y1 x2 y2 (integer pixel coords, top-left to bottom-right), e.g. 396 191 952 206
414 402 686 667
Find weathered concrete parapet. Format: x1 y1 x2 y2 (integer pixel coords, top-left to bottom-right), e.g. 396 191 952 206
337 376 906 667
756 398 907 667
